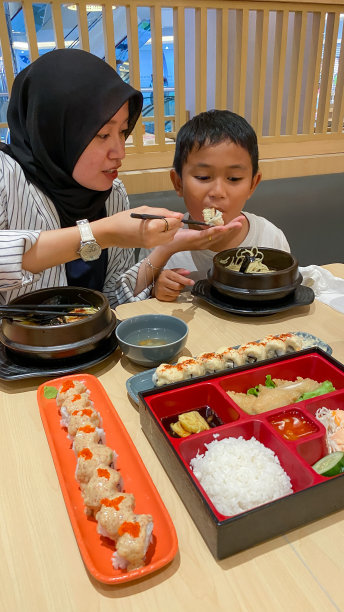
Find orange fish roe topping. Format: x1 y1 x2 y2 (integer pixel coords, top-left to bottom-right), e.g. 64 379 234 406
100 496 125 509
60 380 75 393
78 425 95 433
72 394 81 402
78 448 93 460
97 468 110 479
118 521 140 538
72 408 93 417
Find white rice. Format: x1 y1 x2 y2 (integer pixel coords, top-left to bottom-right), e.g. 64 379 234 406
190 435 293 516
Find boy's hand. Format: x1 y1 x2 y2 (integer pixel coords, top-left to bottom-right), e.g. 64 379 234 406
168 215 245 253
153 268 194 301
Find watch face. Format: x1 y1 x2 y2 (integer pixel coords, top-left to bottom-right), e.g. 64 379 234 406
79 241 102 261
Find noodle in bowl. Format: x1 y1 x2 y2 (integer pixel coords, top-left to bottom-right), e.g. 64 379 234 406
208 247 302 302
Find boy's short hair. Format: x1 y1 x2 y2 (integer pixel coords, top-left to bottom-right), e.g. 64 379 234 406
173 109 259 178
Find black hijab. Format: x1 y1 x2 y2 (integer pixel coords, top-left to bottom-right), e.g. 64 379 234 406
1 48 143 227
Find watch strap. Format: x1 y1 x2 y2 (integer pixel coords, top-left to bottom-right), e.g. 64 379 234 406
76 219 94 243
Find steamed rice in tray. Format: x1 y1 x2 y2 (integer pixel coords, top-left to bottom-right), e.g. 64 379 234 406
190 436 293 516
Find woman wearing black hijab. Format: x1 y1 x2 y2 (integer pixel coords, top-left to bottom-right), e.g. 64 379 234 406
0 48 182 305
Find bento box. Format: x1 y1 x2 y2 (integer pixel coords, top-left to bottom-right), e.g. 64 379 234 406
138 348 344 559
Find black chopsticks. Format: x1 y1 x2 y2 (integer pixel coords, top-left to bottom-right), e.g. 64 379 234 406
130 212 209 226
0 304 90 320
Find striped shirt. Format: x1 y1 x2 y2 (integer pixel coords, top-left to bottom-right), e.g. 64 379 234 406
0 151 149 307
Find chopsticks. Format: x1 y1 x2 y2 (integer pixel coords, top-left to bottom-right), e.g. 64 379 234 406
130 212 209 226
0 304 90 320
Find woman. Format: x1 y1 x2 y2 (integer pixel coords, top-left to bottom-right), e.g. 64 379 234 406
0 48 183 306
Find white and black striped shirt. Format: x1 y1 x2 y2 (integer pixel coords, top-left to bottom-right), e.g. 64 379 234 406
0 151 148 307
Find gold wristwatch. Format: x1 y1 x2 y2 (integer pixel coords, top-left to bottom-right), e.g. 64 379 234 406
76 219 102 262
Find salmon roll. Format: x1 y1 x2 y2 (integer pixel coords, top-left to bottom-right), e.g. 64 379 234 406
96 493 136 540
112 513 154 571
72 425 105 456
82 465 122 516
75 444 117 485
60 393 93 427
56 380 89 407
67 407 102 438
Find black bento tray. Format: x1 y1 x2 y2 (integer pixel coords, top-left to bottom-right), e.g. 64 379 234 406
138 348 344 559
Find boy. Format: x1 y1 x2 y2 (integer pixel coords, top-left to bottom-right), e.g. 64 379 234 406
129 110 289 302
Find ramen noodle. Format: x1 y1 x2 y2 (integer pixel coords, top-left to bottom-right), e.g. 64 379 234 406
219 246 271 273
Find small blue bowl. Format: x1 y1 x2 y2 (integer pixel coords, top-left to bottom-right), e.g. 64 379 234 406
115 314 188 367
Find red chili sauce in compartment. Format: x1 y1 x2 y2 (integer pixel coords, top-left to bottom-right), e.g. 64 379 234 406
269 410 318 440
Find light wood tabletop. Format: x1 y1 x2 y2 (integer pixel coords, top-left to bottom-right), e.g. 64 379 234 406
1 264 344 612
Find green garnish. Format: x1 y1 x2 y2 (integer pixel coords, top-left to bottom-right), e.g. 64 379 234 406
247 375 276 396
296 380 335 402
44 386 58 399
265 375 276 388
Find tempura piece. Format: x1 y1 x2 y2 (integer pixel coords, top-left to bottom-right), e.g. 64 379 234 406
75 444 116 484
96 493 136 540
202 207 224 226
112 513 154 571
82 464 122 516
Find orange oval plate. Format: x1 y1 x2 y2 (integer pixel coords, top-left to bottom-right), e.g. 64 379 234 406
37 373 178 584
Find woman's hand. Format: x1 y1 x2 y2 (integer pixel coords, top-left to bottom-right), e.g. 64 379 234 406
103 206 184 249
168 215 245 254
153 268 194 301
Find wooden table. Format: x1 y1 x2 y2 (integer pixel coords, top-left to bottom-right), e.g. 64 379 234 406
1 264 344 612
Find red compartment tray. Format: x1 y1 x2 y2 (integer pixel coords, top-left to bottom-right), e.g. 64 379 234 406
38 374 178 584
138 348 344 559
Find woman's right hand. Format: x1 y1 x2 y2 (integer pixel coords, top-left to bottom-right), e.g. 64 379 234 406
104 206 184 249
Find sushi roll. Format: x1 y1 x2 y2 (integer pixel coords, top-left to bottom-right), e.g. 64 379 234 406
202 207 224 226
216 346 244 369
176 356 205 379
96 493 136 540
278 333 303 353
67 407 102 438
72 424 105 455
152 363 186 387
82 464 122 516
60 393 93 427
75 444 117 485
196 352 225 374
56 379 89 407
112 513 154 571
263 335 287 359
239 342 267 364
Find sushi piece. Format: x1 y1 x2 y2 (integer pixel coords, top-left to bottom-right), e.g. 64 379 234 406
75 444 117 485
202 207 224 226
278 333 303 353
216 346 243 369
239 341 267 364
96 493 136 540
176 356 205 379
264 335 287 359
60 393 93 427
152 363 186 387
112 513 154 571
72 424 105 455
67 407 102 438
82 464 122 516
196 352 225 374
56 380 89 407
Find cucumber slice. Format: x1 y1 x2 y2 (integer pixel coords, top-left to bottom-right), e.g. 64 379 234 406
312 451 344 477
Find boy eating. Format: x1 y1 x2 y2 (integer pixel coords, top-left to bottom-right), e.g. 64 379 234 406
133 110 289 301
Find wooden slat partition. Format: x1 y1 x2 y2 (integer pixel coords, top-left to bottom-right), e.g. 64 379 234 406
1 0 344 193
